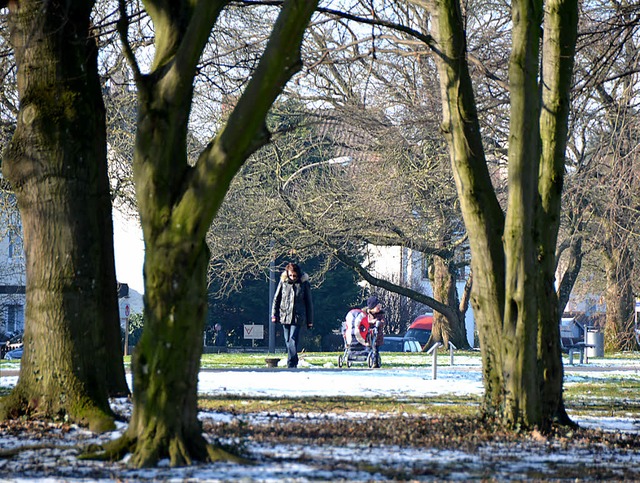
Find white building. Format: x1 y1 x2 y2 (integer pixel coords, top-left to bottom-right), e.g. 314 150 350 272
0 184 143 337
364 244 476 346
0 190 25 337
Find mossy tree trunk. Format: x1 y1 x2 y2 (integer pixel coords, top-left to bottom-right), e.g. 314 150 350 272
105 0 318 467
419 0 578 429
429 255 470 349
536 0 579 424
1 0 128 431
603 246 635 351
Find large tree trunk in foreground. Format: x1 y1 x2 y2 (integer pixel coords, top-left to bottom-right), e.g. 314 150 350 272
1 0 128 431
423 0 506 417
536 0 578 425
421 0 578 429
121 243 213 466
98 0 318 467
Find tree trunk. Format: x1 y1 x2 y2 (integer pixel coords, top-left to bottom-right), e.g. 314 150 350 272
536 0 578 427
424 0 507 417
122 242 212 466
100 0 318 467
557 236 583 315
421 0 578 429
500 0 544 427
429 255 469 349
603 246 635 351
1 0 128 430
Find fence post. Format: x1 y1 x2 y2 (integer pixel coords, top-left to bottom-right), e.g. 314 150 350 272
449 341 457 366
427 342 443 380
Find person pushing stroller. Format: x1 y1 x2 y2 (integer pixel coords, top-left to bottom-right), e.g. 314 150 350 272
363 295 385 367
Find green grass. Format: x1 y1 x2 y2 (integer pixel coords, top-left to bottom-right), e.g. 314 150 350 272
564 378 640 417
600 351 640 360
199 394 482 417
2 350 638 420
198 350 482 369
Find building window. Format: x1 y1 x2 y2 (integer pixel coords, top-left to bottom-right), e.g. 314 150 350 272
6 305 24 333
8 231 14 259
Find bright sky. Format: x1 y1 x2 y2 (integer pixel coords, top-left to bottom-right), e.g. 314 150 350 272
113 210 145 294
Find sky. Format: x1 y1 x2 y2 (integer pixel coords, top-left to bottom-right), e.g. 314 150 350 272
112 210 145 294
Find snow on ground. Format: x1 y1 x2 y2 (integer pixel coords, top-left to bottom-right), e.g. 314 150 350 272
0 356 639 481
194 366 485 398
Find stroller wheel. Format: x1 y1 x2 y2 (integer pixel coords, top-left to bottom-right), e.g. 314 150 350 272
338 355 343 368
367 353 374 368
347 359 352 368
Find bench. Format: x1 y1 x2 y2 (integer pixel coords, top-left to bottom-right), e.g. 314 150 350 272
565 342 595 365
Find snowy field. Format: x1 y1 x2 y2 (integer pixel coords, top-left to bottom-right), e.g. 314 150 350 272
0 355 639 481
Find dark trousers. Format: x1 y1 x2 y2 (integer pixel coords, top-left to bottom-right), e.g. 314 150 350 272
282 324 301 368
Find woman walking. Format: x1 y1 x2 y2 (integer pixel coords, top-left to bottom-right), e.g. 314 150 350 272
271 262 314 368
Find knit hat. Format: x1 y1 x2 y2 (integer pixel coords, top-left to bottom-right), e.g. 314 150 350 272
366 295 380 310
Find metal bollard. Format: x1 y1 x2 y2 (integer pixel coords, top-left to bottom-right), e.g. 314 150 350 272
449 341 457 366
427 342 443 380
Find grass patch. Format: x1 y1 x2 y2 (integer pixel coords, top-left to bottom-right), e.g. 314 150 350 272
564 378 640 417
602 351 640 360
198 394 482 417
199 350 482 369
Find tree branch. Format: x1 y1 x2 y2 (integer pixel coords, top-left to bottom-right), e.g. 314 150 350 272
276 179 457 319
169 1 230 103
331 246 454 317
176 0 319 237
118 0 143 82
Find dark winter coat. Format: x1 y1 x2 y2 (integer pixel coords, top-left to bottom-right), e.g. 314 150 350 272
272 271 314 327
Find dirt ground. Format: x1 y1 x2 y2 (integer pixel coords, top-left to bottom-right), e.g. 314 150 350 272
0 406 639 481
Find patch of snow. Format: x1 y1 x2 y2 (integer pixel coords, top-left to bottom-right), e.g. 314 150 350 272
575 416 640 433
193 367 484 398
1 356 639 480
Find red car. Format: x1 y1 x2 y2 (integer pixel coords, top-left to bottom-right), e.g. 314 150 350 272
404 314 433 349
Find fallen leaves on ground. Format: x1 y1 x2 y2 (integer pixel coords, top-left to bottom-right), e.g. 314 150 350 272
204 412 640 454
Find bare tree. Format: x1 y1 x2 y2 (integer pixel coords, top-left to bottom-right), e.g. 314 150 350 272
413 0 580 429
204 3 476 348
92 0 318 467
561 0 640 351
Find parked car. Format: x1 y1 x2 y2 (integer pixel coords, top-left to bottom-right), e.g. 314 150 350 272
379 336 422 353
404 314 433 349
1 333 24 359
4 347 23 360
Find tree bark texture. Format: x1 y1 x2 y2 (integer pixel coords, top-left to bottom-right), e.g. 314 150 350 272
112 0 319 467
1 0 128 430
536 0 578 424
501 0 543 427
604 246 635 351
423 0 507 417
556 236 583 315
429 255 470 349
420 0 578 429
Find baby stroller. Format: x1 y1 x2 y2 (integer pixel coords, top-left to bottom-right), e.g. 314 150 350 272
338 308 381 368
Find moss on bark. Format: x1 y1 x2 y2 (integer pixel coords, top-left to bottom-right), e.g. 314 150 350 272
1 0 127 430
